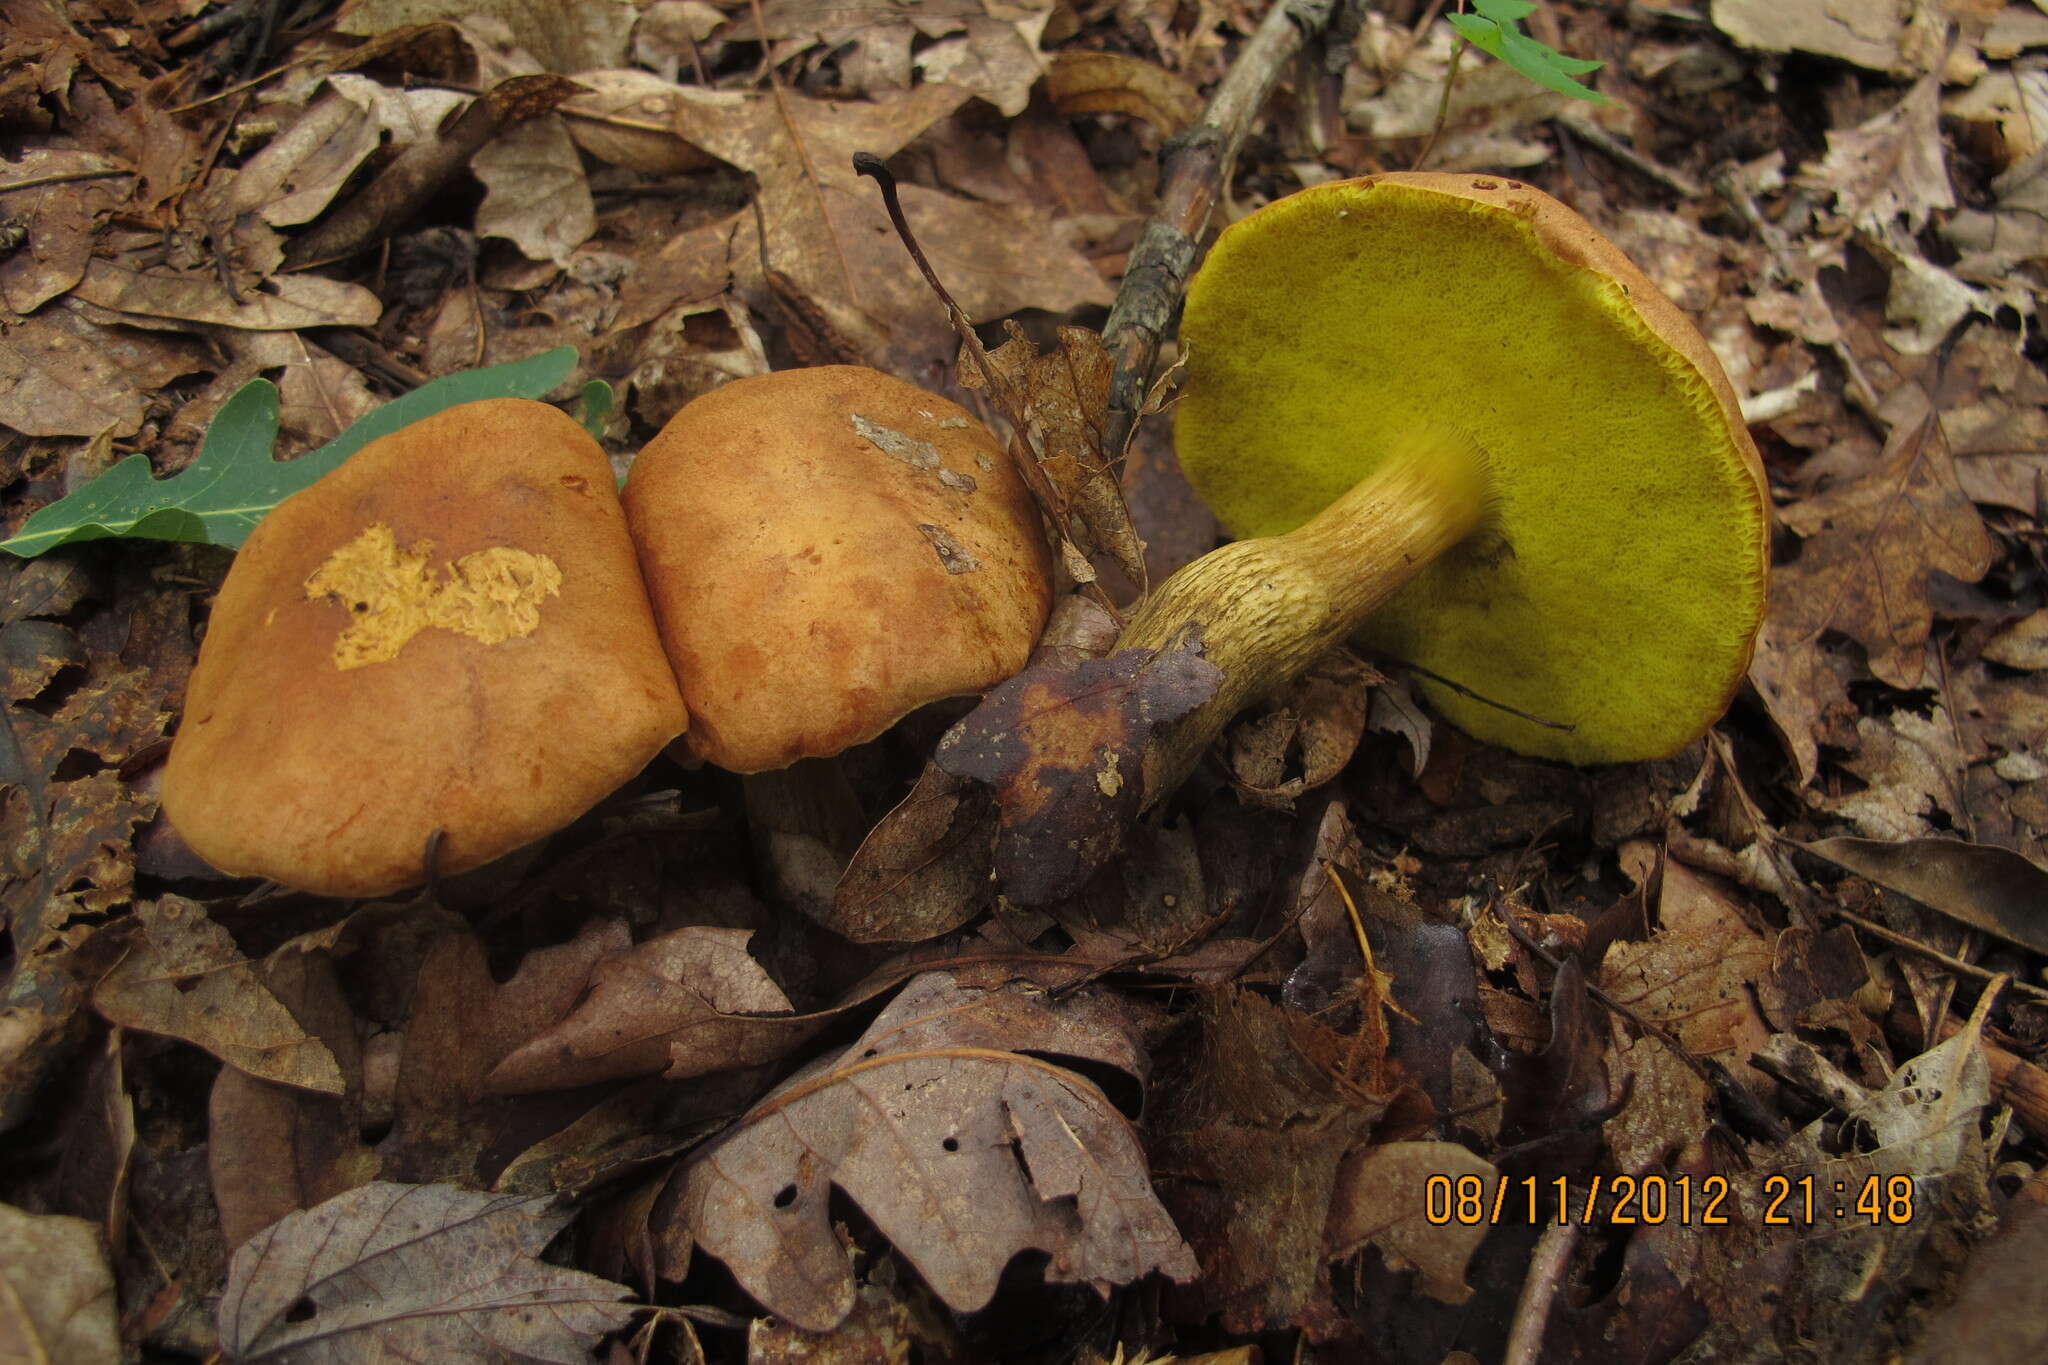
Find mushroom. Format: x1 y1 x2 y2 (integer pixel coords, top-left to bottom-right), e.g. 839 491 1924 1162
161 398 688 897
621 365 1054 774
1121 172 1769 801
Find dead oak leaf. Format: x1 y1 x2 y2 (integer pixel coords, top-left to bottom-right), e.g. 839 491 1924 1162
935 641 1221 906
966 323 1145 591
1771 386 1995 688
217 1181 634 1364
643 83 1110 382
92 897 345 1094
484 925 804 1093
1818 707 1969 841
672 971 1195 1332
0 1202 119 1365
754 0 1052 113
1325 1141 1493 1305
0 619 172 963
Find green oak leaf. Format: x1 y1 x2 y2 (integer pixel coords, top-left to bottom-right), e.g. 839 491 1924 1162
1449 0 1612 105
2 347 580 558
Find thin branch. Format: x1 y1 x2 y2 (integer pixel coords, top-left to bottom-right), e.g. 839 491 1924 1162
1099 0 1357 459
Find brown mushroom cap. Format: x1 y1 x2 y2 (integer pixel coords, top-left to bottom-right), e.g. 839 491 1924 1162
161 398 687 897
623 366 1053 773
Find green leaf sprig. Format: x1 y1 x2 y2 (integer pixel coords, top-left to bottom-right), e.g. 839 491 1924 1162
2 347 581 558
1448 0 1612 105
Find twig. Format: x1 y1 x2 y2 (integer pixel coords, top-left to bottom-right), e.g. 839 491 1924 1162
1099 0 1356 459
1409 24 1468 173
1830 904 2048 1004
1553 108 1702 198
0 169 134 195
1502 1217 1578 1365
746 0 860 310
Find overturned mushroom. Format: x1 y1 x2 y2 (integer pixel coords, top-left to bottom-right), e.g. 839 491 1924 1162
1125 172 1769 801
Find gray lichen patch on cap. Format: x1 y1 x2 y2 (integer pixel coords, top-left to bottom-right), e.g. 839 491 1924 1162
852 412 978 491
917 523 983 575
851 413 939 468
306 523 563 670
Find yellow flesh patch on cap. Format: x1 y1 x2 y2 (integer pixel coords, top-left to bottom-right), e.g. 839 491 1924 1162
306 524 563 669
1175 181 1766 763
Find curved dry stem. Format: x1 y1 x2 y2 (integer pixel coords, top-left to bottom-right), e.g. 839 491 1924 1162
1119 426 1490 805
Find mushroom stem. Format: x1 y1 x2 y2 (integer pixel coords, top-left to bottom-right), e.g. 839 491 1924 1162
1120 425 1491 805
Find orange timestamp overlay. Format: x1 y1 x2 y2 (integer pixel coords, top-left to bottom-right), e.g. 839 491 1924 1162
1422 1173 1919 1227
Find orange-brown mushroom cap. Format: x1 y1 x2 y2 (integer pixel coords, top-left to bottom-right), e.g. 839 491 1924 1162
161 398 687 897
623 366 1054 773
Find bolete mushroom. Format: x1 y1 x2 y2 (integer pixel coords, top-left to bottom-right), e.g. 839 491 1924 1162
1122 172 1769 800
161 398 687 897
622 365 1054 773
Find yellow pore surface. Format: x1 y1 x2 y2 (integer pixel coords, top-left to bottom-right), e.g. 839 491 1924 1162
1175 178 1768 763
306 524 563 669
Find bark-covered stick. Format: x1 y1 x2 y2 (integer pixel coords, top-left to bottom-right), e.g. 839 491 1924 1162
1099 0 1359 459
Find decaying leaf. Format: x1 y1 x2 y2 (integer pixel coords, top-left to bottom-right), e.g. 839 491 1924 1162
627 83 1110 382
1325 1141 1493 1305
1156 989 1382 1335
832 765 998 944
671 972 1195 1332
0 1202 119 1365
1047 51 1204 134
963 323 1147 592
93 897 345 1094
0 619 169 959
1770 386 1996 688
485 926 804 1092
935 641 1221 906
217 1182 635 1363
1801 835 2048 955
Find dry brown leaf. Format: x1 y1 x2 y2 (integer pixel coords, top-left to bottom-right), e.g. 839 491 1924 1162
1711 0 1938 73
206 78 467 233
472 114 595 266
1047 51 1203 134
485 926 801 1092
673 972 1194 1332
649 84 1112 381
558 69 718 173
754 0 1052 112
1156 989 1380 1336
337 0 633 73
1222 654 1376 808
1325 1141 1492 1304
1600 863 1776 1095
379 922 626 1185
1803 76 1954 233
93 897 345 1094
217 1181 635 1363
1984 608 2048 669
0 148 126 313
832 765 998 944
72 259 381 331
1802 835 2048 954
0 301 207 439
0 1202 119 1365
747 1276 967 1363
209 944 380 1251
967 323 1144 590
1820 707 1969 841
1770 386 1996 688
